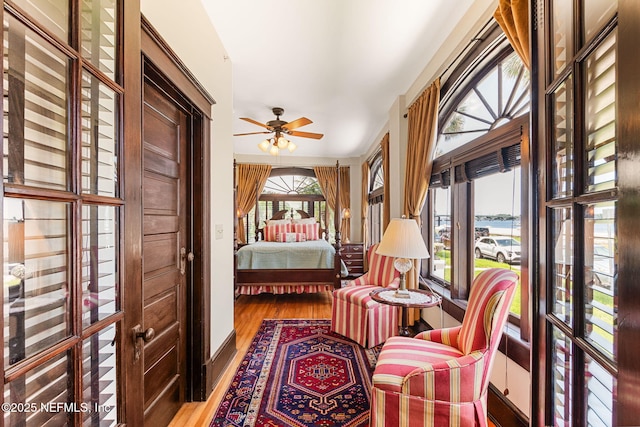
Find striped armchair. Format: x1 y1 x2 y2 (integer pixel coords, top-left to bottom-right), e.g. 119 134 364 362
370 268 518 427
331 244 401 348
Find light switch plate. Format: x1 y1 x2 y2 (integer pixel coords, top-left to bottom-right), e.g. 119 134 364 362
215 224 223 239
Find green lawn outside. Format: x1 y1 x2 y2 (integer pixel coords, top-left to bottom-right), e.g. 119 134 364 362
435 249 521 315
434 249 614 349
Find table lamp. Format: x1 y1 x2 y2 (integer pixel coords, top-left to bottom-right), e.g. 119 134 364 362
375 217 430 298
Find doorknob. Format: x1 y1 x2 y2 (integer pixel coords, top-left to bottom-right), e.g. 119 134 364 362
135 327 155 343
132 325 155 361
180 247 195 275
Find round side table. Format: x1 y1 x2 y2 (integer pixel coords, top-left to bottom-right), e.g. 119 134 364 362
370 288 442 336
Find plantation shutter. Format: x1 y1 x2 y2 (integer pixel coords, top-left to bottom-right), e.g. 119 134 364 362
3 1 121 425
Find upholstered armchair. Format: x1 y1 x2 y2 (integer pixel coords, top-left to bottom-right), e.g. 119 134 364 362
331 244 401 348
370 268 518 427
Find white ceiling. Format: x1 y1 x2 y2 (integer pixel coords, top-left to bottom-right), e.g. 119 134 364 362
200 0 476 159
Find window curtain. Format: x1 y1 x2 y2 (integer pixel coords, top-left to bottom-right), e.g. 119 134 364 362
361 161 369 262
381 133 391 232
403 78 441 324
494 0 530 68
339 166 351 241
314 165 350 240
236 163 272 244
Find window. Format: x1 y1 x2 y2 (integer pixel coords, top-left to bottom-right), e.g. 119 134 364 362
473 168 521 317
423 27 530 340
242 168 328 243
431 186 451 283
2 1 121 425
367 153 384 245
537 2 619 425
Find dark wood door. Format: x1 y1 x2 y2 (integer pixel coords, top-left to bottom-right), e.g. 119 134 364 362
141 80 189 425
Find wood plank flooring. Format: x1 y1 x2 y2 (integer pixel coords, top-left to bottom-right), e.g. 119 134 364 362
168 291 333 426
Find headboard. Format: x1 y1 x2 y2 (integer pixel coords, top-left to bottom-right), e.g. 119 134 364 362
256 208 328 241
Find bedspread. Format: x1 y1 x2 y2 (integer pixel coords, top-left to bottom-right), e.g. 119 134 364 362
237 240 348 276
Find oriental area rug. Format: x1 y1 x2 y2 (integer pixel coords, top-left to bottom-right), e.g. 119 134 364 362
210 319 379 427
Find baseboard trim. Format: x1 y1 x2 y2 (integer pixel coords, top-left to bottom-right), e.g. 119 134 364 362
487 383 529 427
201 329 237 401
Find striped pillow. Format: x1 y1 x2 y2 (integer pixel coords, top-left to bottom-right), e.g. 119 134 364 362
276 232 307 243
264 223 291 241
293 222 320 240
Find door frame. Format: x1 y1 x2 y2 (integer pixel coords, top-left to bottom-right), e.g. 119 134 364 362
140 16 215 402
122 14 214 424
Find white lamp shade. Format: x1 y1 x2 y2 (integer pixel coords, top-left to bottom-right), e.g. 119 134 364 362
258 140 270 152
277 136 289 149
376 217 430 260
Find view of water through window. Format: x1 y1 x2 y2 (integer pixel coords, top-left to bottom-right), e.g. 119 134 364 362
473 167 521 315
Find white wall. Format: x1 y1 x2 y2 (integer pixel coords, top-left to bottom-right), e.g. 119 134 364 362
141 0 235 357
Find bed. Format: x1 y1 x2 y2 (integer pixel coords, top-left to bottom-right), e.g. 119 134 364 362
234 162 345 295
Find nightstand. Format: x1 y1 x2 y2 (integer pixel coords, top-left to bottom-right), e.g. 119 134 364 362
341 242 364 278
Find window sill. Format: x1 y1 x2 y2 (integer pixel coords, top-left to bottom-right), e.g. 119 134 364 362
420 279 530 372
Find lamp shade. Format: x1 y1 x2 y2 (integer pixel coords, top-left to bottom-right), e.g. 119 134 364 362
376 217 430 260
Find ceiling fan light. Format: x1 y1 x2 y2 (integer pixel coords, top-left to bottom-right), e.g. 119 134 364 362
277 136 289 149
269 145 279 156
287 141 297 152
258 139 270 152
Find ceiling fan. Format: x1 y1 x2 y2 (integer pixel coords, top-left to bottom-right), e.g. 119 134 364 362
233 107 323 155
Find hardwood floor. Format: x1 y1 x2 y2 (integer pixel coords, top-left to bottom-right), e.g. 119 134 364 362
168 291 334 426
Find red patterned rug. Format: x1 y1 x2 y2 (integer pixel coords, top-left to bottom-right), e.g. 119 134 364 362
211 319 379 427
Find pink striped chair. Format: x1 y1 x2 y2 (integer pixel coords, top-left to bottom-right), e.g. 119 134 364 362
370 268 518 427
331 244 401 348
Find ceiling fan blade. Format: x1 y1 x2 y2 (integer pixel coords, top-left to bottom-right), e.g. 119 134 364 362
233 131 272 136
240 117 271 129
289 130 324 139
282 117 312 131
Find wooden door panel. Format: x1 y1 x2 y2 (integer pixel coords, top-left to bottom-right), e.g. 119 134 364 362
144 215 179 236
143 233 179 274
142 80 187 425
143 379 181 427
143 99 181 158
144 152 180 178
144 291 178 336
144 325 180 394
144 172 180 212
144 271 180 300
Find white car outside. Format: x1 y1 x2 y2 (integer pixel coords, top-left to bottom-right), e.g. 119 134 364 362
474 237 521 264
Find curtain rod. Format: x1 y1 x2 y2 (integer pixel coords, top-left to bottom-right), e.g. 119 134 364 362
403 19 494 118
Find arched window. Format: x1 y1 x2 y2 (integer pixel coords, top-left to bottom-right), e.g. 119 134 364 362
370 157 384 193
244 167 328 243
367 153 384 244
262 170 322 195
436 50 530 157
423 24 531 346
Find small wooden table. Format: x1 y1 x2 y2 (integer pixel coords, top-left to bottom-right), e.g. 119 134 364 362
370 288 442 337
